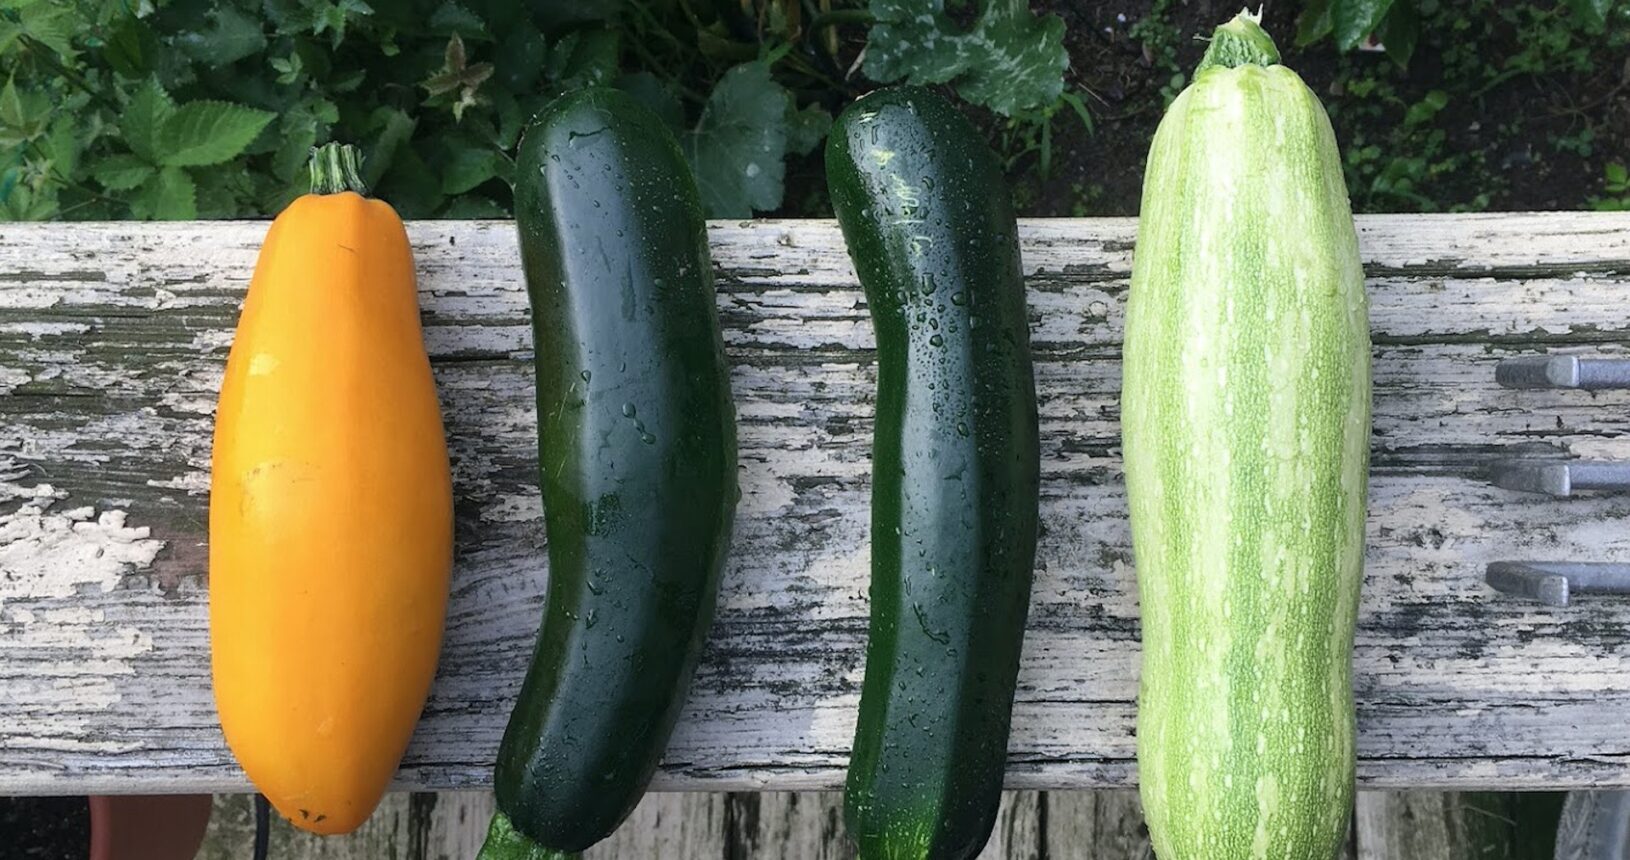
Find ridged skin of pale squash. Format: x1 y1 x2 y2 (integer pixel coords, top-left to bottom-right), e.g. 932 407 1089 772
1122 14 1372 860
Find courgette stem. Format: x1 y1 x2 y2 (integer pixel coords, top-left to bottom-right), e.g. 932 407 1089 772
475 811 579 860
1196 9 1281 72
308 142 369 197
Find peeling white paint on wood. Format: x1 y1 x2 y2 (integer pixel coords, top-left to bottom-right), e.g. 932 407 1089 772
1 215 1629 795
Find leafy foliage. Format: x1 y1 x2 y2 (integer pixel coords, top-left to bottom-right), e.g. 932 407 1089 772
1298 0 1624 63
863 0 1069 116
0 0 1075 222
1326 0 1629 213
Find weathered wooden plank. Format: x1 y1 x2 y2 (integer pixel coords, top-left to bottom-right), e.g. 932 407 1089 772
197 791 727 858
2 215 1629 795
198 793 417 860
1042 790 1151 860
1354 791 1562 860
726 791 849 859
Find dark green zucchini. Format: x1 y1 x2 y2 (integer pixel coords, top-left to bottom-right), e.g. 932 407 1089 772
479 87 738 859
828 87 1041 860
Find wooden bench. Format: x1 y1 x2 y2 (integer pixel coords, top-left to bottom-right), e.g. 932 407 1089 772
3 214 1628 855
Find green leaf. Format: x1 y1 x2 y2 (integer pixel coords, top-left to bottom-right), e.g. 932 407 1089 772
685 62 788 218
191 164 257 218
493 21 547 91
1606 162 1628 186
175 7 267 67
547 28 619 90
1295 0 1335 46
0 78 49 146
441 144 505 195
423 33 494 120
0 183 58 222
374 143 444 218
363 107 416 187
0 2 78 61
314 0 374 48
121 79 174 165
44 117 77 179
617 72 683 130
1403 89 1448 126
785 102 830 157
863 0 1068 116
103 16 160 78
134 167 198 220
1569 0 1614 27
158 101 276 167
1334 0 1395 51
1378 0 1418 67
94 154 155 191
430 1 487 39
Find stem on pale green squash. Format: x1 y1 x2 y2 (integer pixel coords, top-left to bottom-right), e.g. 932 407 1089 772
475 811 579 860
308 142 369 196
1197 9 1282 72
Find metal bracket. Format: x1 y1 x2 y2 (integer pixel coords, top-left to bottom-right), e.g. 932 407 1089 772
1491 460 1630 497
1485 561 1630 607
1496 355 1630 390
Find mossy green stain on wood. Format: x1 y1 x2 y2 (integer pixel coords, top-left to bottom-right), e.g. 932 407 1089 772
1122 14 1371 860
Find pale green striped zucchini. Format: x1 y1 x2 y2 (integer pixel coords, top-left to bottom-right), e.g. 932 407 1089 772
1121 12 1372 860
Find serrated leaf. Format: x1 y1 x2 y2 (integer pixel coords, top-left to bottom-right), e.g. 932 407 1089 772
157 101 275 167
0 2 78 61
785 103 830 157
363 107 416 187
685 62 788 218
0 183 58 222
94 154 154 190
0 78 23 130
1334 0 1395 51
134 166 197 220
1569 0 1614 27
863 0 1067 116
45 117 77 178
441 144 504 195
120 79 174 164
430 1 487 38
0 78 49 146
175 7 267 67
315 0 373 48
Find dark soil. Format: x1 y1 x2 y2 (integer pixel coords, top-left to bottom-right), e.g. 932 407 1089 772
0 797 88 859
784 1 1630 217
1025 1 1629 215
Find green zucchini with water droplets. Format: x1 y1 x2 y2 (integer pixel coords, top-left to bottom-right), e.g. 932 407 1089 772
828 86 1040 860
1121 12 1372 860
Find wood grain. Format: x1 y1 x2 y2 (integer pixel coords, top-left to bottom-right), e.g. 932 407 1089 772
2 215 1628 796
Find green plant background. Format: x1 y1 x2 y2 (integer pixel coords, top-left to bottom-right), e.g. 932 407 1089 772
0 0 1626 221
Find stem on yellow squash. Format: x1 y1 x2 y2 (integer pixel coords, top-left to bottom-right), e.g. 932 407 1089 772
308 142 369 196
